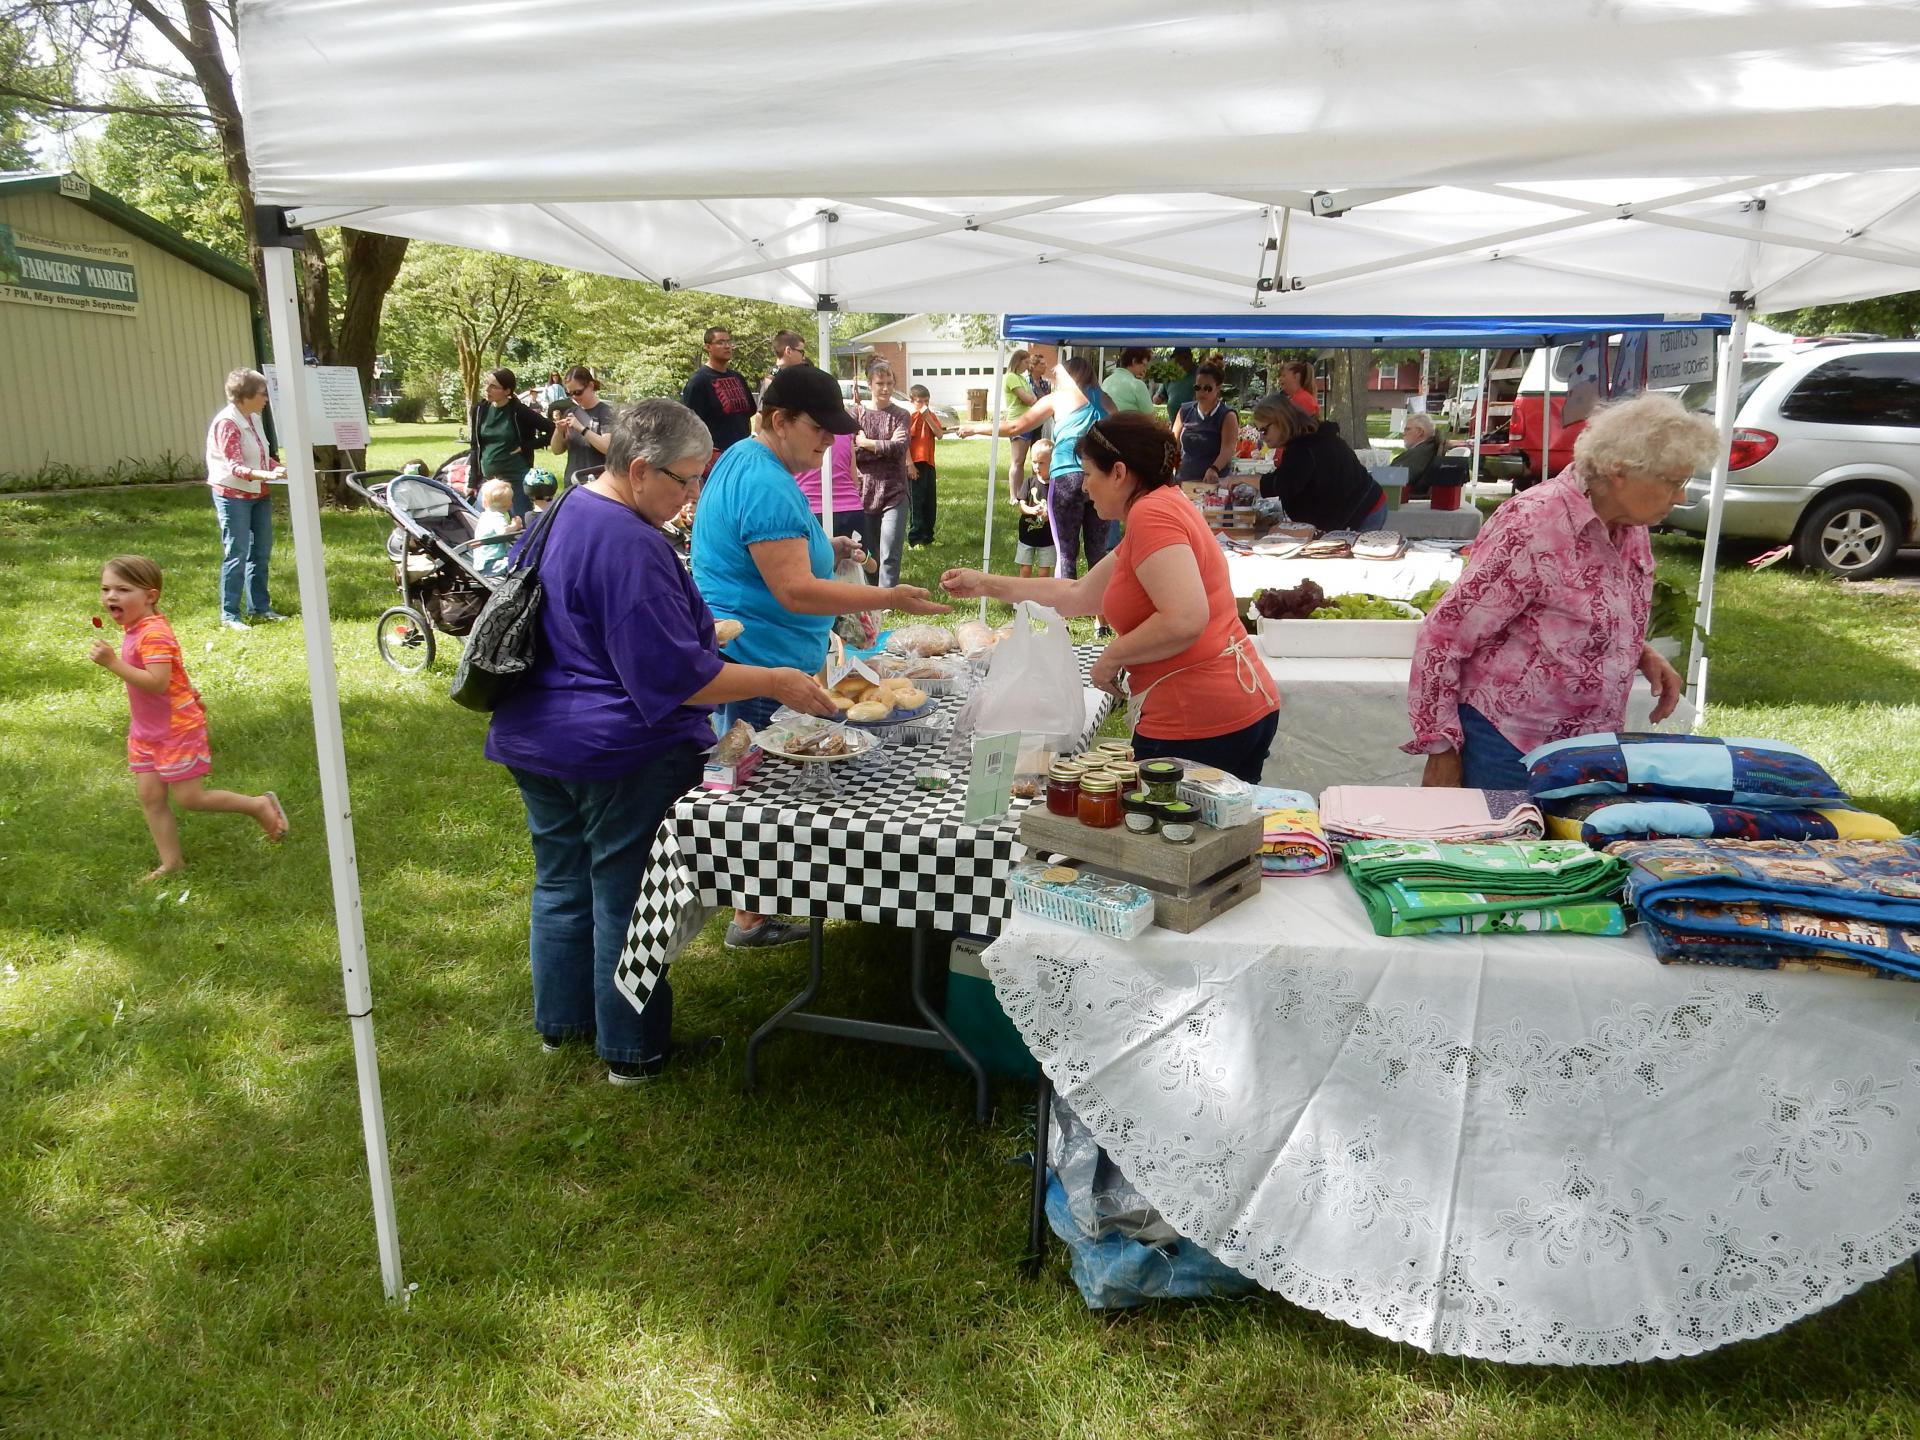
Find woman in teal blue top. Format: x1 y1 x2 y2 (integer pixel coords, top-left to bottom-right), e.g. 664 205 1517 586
691 364 947 735
961 355 1112 576
691 364 948 948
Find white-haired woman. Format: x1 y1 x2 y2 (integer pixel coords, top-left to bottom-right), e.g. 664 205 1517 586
205 367 287 631
1406 391 1719 788
486 398 841 1086
1398 410 1441 495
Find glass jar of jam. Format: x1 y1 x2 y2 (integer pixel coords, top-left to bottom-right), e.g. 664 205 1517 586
1106 761 1141 792
1045 763 1081 817
1095 739 1135 762
1077 774 1123 829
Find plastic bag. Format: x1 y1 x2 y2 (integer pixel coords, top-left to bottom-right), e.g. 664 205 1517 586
971 602 1083 743
830 556 881 649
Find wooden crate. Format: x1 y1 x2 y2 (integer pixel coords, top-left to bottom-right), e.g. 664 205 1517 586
1017 809 1265 933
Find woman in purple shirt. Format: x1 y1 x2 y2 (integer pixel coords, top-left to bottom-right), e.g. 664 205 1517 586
486 398 837 1086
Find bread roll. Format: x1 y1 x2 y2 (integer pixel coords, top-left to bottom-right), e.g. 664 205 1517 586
830 694 856 713
713 619 744 645
891 686 928 710
833 674 876 701
847 699 893 723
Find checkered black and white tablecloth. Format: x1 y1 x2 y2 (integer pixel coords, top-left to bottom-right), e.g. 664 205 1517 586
614 647 1111 1017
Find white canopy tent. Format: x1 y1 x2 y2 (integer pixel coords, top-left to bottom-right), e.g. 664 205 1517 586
230 0 1920 1297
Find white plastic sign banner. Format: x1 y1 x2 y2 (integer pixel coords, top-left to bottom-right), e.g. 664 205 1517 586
1646 330 1714 388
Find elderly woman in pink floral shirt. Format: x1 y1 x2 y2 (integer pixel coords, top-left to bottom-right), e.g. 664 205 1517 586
1406 392 1720 789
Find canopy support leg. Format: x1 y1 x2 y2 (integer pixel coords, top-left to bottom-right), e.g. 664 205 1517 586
1687 302 1752 713
259 232 405 1303
980 319 1007 621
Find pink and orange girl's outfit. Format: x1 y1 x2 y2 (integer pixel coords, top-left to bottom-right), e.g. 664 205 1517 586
122 613 212 782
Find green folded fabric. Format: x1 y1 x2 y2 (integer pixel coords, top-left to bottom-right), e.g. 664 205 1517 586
1342 839 1629 937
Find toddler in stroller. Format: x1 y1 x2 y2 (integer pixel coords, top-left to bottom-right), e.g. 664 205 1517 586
471 479 524 576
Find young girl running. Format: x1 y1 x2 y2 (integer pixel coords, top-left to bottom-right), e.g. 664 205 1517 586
89 555 289 878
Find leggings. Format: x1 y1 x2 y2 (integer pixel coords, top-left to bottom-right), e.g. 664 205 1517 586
1047 469 1109 579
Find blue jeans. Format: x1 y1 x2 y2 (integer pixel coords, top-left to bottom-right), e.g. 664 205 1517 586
1132 710 1280 786
859 503 906 590
510 746 705 1064
1359 499 1389 532
212 493 275 620
1458 703 1529 790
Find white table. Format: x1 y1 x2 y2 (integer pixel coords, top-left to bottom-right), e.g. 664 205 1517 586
1387 501 1483 541
984 875 1920 1362
1226 549 1464 604
1259 654 1698 799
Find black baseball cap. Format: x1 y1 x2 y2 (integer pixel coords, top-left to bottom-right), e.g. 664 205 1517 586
760 364 858 435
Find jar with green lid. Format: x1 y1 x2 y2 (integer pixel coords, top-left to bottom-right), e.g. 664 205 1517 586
1158 800 1198 845
1139 758 1185 803
1122 791 1159 835
1077 774 1123 829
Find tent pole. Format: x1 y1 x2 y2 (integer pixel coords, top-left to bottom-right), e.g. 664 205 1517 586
980 317 1007 621
817 213 836 539
1540 345 1551 484
259 237 405 1303
1470 347 1487 492
1687 304 1752 712
817 307 835 537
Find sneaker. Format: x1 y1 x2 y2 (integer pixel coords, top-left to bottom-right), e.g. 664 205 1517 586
253 609 291 622
723 918 810 949
221 617 250 632
541 1031 591 1053
607 1058 664 1086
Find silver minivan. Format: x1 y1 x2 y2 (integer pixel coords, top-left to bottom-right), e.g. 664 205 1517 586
1665 342 1920 579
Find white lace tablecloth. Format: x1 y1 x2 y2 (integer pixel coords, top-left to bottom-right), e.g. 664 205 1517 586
983 875 1920 1363
1224 549 1464 603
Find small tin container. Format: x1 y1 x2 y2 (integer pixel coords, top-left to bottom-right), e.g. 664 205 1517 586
1139 758 1185 803
1122 791 1159 835
914 765 951 793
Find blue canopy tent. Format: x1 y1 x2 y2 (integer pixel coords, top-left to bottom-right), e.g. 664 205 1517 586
984 311 1741 710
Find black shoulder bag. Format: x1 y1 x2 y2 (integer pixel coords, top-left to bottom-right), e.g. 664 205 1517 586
448 484 574 712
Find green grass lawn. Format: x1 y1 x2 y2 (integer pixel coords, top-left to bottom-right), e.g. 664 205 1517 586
2 442 1918 1438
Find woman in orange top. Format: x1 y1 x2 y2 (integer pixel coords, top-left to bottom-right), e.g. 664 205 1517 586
943 412 1280 782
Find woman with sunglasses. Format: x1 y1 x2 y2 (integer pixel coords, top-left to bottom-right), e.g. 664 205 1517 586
549 365 615 484
1172 360 1240 483
692 365 949 948
486 399 841 1085
943 412 1279 783
468 365 555 516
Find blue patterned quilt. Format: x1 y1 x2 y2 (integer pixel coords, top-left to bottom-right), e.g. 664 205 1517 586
1525 733 1849 809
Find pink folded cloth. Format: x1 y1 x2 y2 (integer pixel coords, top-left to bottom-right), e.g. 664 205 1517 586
1319 785 1545 850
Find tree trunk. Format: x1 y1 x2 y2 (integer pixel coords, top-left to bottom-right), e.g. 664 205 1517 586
1325 349 1371 449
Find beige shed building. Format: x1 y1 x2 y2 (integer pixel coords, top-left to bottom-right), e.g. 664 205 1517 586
0 171 258 483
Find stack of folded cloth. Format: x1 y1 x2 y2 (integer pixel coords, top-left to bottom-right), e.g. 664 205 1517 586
1351 529 1407 561
1523 732 1902 846
1252 787 1332 876
1614 837 1920 980
1342 838 1630 936
1319 785 1545 852
1300 530 1356 558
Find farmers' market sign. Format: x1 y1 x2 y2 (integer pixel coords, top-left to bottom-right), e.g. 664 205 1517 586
0 223 140 316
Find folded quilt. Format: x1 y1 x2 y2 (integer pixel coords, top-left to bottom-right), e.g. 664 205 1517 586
1342 838 1629 937
1254 787 1332 876
1542 796 1901 846
1321 785 1544 848
1351 529 1406 560
1524 732 1849 809
1613 838 1920 980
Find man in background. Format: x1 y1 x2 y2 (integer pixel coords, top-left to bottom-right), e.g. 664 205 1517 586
680 326 756 466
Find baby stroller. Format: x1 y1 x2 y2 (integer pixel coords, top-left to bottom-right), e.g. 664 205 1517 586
345 468 501 673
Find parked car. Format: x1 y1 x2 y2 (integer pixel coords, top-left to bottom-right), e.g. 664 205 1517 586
1445 383 1481 431
1664 342 1920 579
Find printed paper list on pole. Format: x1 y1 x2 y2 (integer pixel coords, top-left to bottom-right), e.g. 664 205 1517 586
263 364 371 450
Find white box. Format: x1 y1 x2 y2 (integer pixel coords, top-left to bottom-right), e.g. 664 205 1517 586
1256 617 1423 658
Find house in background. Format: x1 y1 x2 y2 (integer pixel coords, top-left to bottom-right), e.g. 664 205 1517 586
851 315 1004 417
0 171 258 480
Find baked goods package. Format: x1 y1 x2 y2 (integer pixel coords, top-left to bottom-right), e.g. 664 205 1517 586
885 624 954 658
702 719 764 793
